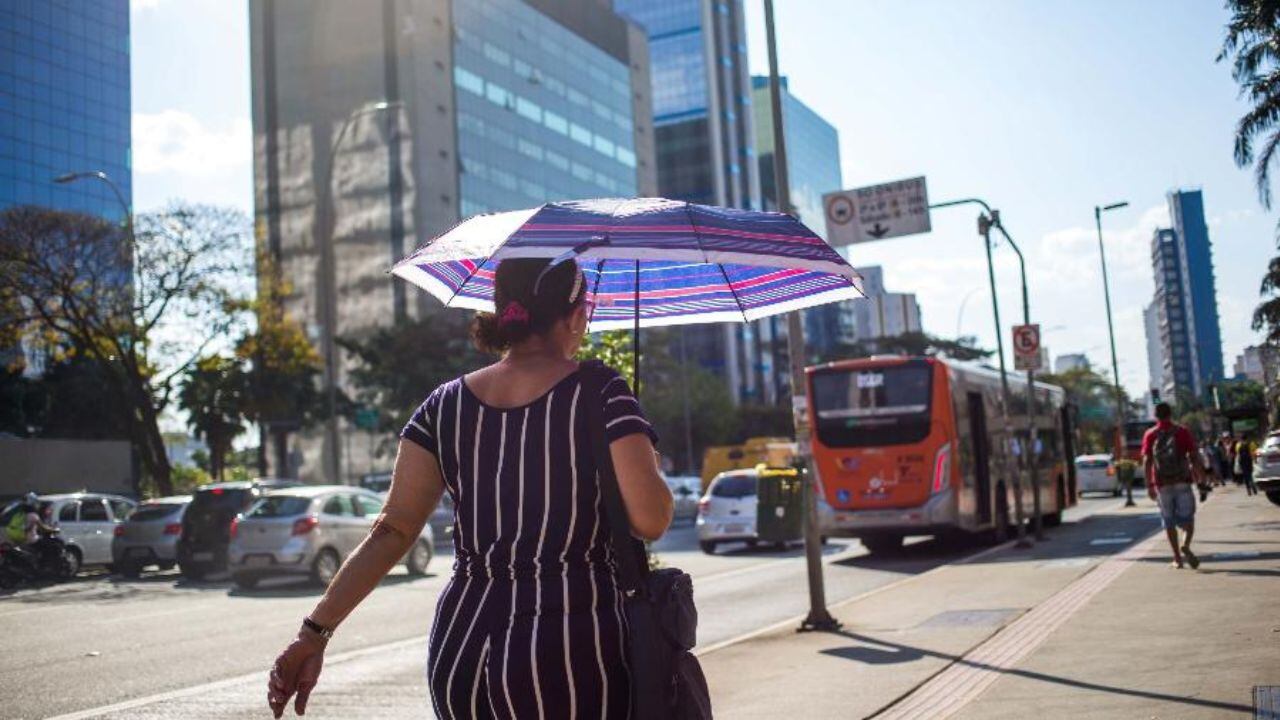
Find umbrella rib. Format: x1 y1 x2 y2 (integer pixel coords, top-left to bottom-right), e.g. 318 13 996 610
587 258 605 325
683 202 748 323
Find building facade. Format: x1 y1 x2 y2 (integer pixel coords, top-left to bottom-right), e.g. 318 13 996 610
612 0 765 403
1143 302 1162 400
1054 353 1090 374
250 0 655 481
1145 190 1225 403
0 0 132 220
1233 345 1276 385
844 266 921 343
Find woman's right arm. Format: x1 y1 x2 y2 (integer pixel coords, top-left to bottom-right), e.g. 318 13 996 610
611 433 673 541
267 440 445 718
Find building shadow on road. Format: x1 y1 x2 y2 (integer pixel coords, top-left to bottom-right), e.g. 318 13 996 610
816 629 1255 715
226 572 429 598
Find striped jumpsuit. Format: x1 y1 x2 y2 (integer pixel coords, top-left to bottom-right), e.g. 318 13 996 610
400 362 656 720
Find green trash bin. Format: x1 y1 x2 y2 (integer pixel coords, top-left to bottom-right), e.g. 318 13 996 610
756 464 803 544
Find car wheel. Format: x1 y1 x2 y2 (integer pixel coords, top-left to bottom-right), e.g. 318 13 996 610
179 563 206 581
118 562 142 579
861 534 904 555
699 541 717 555
773 541 789 551
63 546 82 578
746 539 759 550
311 548 340 587
232 573 259 590
1267 490 1280 507
405 540 433 576
1042 510 1063 528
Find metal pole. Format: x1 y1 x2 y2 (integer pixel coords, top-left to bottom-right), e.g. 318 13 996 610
764 0 838 631
981 213 1030 547
320 100 401 484
1094 205 1133 506
679 326 695 474
993 218 1044 540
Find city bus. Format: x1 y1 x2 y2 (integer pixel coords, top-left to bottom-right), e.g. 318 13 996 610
805 355 1077 553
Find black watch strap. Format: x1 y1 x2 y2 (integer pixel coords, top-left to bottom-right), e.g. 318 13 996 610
301 616 334 640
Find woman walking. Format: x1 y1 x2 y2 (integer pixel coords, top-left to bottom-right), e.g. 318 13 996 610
267 258 673 719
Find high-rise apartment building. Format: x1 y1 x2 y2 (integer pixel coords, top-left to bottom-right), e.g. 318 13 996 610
1143 302 1162 399
612 0 765 403
1146 190 1225 402
0 0 132 220
251 0 656 481
1054 353 1091 374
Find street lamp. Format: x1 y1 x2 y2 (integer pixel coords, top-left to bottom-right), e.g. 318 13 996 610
53 171 132 244
317 99 405 484
1093 201 1132 506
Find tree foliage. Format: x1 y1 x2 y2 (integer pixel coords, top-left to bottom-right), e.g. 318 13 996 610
810 331 992 365
1038 363 1133 454
177 355 246 481
0 203 251 495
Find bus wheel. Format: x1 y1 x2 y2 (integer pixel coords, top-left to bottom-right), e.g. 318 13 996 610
1042 510 1063 528
862 534 903 555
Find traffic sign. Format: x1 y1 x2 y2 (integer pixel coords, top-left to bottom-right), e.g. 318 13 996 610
354 407 379 430
822 176 931 246
1012 324 1042 372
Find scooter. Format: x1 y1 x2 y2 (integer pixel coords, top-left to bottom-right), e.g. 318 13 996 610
2 530 76 584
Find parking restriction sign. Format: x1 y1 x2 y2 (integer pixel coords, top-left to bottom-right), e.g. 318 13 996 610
1012 324 1041 372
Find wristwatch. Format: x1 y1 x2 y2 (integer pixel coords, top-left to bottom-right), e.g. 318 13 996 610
301 616 334 640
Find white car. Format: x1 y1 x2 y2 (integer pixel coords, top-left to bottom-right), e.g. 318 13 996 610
664 475 702 524
696 470 759 554
1075 454 1119 496
1253 432 1280 505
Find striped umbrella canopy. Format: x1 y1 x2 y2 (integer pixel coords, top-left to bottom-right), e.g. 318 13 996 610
391 197 861 331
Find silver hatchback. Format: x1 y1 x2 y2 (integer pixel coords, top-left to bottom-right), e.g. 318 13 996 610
227 486 434 589
112 495 190 577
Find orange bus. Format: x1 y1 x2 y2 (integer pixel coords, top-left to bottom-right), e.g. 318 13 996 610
805 355 1077 553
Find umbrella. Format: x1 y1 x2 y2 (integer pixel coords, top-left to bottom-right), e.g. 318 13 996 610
390 197 862 388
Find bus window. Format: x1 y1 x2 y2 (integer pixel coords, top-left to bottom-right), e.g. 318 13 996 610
811 363 933 447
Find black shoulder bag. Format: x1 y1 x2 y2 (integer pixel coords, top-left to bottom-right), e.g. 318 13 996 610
580 361 713 720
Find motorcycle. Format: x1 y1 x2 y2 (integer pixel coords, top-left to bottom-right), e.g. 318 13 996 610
1 529 76 584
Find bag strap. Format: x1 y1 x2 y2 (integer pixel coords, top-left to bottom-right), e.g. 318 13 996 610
579 360 650 597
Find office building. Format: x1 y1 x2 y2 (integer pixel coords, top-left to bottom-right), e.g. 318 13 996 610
844 266 921 342
1234 346 1275 384
1054 353 1090 374
1146 190 1225 402
1143 302 1162 399
613 0 765 403
251 0 656 481
0 1 132 220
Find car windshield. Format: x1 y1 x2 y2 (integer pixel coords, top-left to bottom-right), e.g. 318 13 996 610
711 475 757 498
1075 458 1110 469
129 503 183 522
248 496 312 518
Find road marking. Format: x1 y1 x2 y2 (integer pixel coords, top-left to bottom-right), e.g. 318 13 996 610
691 542 865 584
45 635 429 720
872 530 1162 720
1088 536 1132 545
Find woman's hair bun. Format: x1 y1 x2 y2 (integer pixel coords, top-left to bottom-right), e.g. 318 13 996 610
470 258 585 354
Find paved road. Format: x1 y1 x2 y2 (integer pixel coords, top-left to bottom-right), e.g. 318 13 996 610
0 496 1122 719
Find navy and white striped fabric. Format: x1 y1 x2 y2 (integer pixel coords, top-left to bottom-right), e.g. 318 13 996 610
400 362 657 720
390 197 863 330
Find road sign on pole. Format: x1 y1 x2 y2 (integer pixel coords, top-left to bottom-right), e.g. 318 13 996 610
1012 324 1042 372
822 176 931 246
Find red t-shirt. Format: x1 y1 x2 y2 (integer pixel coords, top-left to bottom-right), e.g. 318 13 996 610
1141 420 1196 485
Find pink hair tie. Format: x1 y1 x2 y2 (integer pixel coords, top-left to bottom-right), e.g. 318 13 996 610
499 301 530 327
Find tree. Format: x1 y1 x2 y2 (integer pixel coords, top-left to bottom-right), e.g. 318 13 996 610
0 204 251 495
811 331 992 365
1219 3 1280 344
1038 364 1132 454
238 255 327 477
178 355 246 480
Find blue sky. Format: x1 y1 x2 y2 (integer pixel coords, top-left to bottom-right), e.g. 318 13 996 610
130 0 1274 396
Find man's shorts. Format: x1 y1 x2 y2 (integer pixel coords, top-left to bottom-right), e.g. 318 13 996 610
1156 483 1196 529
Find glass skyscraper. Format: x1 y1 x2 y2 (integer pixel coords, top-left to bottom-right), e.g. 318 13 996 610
251 0 655 482
0 0 132 221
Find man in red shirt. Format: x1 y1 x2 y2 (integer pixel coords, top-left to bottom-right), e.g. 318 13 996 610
1141 402 1203 569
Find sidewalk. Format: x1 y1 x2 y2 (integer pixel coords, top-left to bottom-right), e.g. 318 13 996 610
699 486 1280 719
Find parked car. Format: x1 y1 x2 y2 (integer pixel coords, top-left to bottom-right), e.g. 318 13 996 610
1074 454 1119 496
359 472 393 494
365 474 454 546
228 486 434 589
664 475 702 524
11 493 137 572
112 495 191 577
177 479 298 580
1253 432 1280 506
696 470 759 554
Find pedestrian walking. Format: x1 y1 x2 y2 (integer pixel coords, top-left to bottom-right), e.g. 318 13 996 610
1209 439 1228 486
266 258 674 719
1196 446 1214 502
1141 403 1203 569
1236 434 1258 496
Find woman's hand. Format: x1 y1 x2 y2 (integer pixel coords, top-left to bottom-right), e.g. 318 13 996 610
268 631 326 717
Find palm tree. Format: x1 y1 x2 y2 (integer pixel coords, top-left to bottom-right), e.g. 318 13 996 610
1221 1 1280 343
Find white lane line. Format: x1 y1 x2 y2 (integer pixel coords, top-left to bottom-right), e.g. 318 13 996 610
44 635 429 720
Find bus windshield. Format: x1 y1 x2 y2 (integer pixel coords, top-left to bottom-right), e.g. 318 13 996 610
811 362 933 447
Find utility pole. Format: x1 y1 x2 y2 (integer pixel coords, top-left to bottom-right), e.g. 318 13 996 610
764 0 838 631
1094 202 1131 505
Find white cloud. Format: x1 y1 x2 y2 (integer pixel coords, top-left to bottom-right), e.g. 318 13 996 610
131 0 167 10
132 110 251 177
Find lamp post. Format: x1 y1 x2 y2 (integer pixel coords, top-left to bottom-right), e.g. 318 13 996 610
318 99 404 484
1093 201 1131 506
53 171 132 245
930 198 1029 547
763 0 838 632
